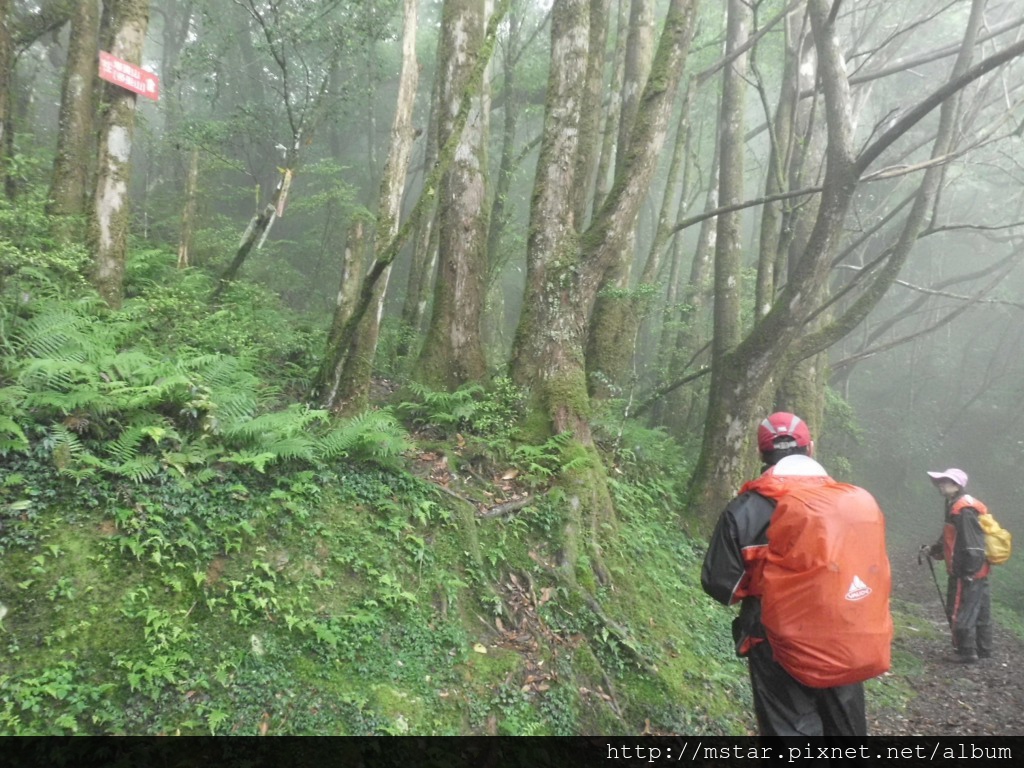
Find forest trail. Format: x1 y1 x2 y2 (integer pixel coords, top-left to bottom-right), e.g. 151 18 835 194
870 542 1024 736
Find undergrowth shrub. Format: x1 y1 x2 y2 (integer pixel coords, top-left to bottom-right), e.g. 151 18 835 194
1 252 411 483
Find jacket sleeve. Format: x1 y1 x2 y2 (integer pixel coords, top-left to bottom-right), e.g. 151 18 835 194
953 506 987 577
701 492 773 605
701 507 746 605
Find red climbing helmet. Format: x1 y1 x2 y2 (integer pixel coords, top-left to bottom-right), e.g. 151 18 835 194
757 412 812 453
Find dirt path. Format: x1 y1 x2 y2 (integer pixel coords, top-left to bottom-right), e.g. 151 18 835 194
870 542 1024 736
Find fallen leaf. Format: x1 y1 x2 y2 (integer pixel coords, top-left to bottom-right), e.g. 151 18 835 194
473 643 488 654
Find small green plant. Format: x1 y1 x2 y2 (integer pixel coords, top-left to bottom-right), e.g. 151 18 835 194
510 432 589 488
396 379 524 439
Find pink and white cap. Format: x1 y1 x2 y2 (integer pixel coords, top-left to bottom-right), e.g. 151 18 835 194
927 468 968 488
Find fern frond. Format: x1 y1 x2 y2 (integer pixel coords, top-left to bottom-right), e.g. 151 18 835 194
9 305 95 359
0 415 29 453
221 404 328 443
22 387 107 416
111 455 161 483
318 410 412 464
260 436 318 461
222 450 278 473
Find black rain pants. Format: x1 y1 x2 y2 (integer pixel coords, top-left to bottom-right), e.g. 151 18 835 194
947 575 993 658
747 640 867 737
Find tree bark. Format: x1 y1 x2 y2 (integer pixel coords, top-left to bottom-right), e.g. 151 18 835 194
177 146 199 268
47 0 101 233
316 0 420 413
590 0 628 221
570 0 611 229
585 0 658 399
0 0 13 199
417 0 491 389
397 72 441 358
509 0 698 585
89 0 150 309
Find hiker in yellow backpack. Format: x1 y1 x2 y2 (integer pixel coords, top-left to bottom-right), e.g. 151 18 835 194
924 468 993 663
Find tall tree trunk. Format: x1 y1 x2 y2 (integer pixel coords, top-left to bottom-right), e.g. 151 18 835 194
570 0 611 229
397 72 441 359
661 99 720 437
314 0 510 400
585 0 657 397
316 0 420 413
482 6 523 356
417 0 491 389
510 0 698 584
753 8 805 318
89 0 150 309
48 0 101 234
177 146 199 268
0 0 13 199
590 0 628 220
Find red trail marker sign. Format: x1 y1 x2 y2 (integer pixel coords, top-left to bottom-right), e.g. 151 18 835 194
99 51 160 101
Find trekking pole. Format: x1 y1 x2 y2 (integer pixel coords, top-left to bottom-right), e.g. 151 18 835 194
918 545 952 631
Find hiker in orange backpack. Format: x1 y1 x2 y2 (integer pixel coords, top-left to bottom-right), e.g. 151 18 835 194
924 468 993 663
701 412 890 737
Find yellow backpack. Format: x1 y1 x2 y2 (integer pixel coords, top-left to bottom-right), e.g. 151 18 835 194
979 513 1012 565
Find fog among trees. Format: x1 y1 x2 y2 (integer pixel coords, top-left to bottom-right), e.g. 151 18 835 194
1 0 1023 736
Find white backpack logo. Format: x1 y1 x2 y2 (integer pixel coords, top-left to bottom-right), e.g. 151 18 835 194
845 575 872 601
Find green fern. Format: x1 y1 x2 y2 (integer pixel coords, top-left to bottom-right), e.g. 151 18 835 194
110 454 162 483
220 404 326 443
47 424 89 472
221 450 279 474
2 289 412 483
0 414 29 454
317 410 412 465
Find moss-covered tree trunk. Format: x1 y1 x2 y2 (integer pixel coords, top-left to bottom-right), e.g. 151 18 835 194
585 0 655 398
89 0 149 309
416 0 491 389
511 0 698 584
48 0 100 233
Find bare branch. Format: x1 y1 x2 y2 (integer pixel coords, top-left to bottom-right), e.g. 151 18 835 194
833 264 1024 310
854 36 1024 175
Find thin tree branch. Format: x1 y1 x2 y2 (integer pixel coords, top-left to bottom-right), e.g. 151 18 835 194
828 260 1020 371
833 264 1024 310
854 36 1024 175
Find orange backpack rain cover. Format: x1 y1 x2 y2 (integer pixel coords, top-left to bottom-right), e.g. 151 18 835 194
760 480 893 688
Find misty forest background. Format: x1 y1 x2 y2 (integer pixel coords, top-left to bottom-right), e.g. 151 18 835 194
1 0 1023 736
